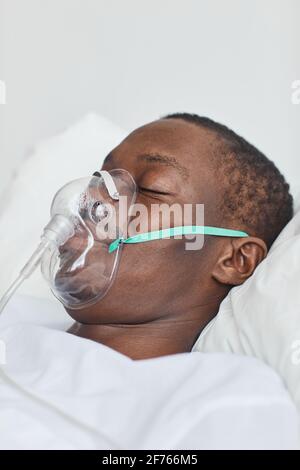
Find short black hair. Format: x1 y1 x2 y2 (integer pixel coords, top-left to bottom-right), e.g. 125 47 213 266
163 112 294 249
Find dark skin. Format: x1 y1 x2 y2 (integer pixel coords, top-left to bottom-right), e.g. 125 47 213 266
67 118 267 360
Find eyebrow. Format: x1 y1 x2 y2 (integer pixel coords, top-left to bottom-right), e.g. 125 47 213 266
103 152 189 178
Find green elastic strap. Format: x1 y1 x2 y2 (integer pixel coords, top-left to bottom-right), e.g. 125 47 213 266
109 225 249 253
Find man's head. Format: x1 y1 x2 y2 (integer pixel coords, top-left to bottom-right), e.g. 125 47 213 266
64 113 293 338
166 113 293 249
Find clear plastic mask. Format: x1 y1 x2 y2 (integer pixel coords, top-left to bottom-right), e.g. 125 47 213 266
41 169 137 309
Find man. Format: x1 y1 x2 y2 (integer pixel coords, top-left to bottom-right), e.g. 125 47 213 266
0 113 297 450
67 113 293 360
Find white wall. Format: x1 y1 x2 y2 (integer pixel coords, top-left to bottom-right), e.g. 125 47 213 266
0 0 299 194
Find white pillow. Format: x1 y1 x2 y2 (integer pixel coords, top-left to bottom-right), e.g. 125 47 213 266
192 194 300 412
0 113 127 300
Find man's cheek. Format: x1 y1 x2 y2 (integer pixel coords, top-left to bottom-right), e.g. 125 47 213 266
115 244 165 292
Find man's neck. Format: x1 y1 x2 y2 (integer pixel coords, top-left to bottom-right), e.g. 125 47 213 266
67 305 218 360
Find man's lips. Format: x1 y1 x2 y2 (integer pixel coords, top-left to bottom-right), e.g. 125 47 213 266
57 237 110 275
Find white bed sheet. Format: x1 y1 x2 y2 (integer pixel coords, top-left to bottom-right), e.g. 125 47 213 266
0 295 298 450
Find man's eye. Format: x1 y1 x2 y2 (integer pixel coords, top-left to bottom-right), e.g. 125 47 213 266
139 186 169 195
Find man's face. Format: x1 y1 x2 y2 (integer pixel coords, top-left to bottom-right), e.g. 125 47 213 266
65 118 224 324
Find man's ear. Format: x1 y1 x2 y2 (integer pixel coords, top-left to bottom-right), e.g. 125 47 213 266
211 237 268 286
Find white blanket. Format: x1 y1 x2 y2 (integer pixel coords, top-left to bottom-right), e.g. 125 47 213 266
0 295 298 450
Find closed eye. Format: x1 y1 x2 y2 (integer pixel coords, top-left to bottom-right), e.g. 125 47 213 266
139 186 171 196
